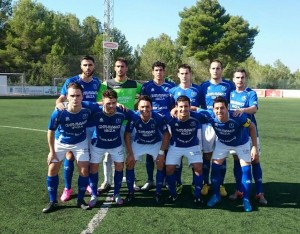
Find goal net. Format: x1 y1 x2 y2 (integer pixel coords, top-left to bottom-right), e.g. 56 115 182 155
0 73 58 96
0 73 25 95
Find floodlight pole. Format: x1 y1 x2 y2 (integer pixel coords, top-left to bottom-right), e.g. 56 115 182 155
103 0 114 81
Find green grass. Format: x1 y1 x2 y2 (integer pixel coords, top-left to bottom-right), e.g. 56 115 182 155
0 98 299 233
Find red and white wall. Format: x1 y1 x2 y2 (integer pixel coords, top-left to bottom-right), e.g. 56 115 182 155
254 89 300 98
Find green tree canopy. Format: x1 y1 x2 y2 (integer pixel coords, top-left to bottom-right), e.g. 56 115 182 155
138 33 182 81
0 0 12 29
177 0 258 68
0 0 53 78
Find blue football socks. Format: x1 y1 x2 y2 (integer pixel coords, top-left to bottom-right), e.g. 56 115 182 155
47 175 59 202
211 163 222 197
156 169 165 194
252 162 263 194
63 158 74 189
241 165 252 199
114 170 123 196
89 172 98 197
233 159 242 191
126 168 135 193
78 175 89 200
202 158 211 185
146 154 154 182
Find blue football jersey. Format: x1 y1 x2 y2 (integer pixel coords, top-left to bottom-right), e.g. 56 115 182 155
48 101 97 144
169 84 201 107
91 107 134 149
60 75 101 102
60 75 101 127
199 80 234 110
141 80 175 116
199 109 251 146
126 111 168 144
164 111 204 148
230 87 258 128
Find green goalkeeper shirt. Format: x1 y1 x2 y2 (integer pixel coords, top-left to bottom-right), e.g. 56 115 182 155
96 77 142 110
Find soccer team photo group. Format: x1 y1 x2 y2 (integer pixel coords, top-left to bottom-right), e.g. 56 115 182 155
1 0 300 233
43 56 267 214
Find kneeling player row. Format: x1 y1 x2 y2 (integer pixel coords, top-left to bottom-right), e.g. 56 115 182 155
43 83 263 213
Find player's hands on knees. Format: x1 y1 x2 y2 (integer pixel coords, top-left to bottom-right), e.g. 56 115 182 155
125 154 135 169
47 152 59 165
250 146 259 162
156 155 165 169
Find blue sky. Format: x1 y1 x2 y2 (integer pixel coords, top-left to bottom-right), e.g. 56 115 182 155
28 0 300 72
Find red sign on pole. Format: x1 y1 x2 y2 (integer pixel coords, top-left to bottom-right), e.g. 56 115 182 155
103 41 118 49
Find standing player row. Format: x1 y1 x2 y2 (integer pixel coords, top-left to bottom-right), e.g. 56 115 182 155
42 56 266 213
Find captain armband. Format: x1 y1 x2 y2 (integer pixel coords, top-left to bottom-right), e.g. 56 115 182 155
243 118 251 127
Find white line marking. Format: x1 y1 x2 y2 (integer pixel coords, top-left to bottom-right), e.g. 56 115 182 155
81 191 114 234
0 124 113 232
80 202 112 234
0 125 47 132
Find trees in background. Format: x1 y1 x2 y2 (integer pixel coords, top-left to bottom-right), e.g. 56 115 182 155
137 34 182 82
0 0 12 49
177 0 258 79
0 0 135 85
0 0 299 89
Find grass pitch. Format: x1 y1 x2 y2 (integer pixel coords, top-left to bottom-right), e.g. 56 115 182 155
0 97 299 233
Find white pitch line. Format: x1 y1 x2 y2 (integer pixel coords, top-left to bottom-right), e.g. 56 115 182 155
0 125 47 132
1 124 112 232
80 202 112 234
81 191 114 234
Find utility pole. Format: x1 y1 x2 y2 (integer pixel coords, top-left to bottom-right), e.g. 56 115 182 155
103 0 114 81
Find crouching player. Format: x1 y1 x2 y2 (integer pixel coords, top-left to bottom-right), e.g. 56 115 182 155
88 89 134 206
200 96 258 212
164 95 204 206
43 82 98 213
124 95 170 204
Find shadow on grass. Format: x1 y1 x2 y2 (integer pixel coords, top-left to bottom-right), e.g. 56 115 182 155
54 182 299 212
92 182 300 212
262 182 300 208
